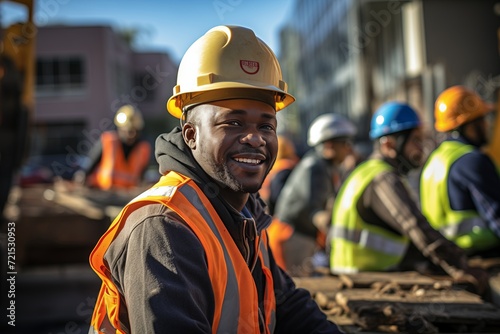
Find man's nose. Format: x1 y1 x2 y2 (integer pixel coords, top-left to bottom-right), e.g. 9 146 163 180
240 130 266 147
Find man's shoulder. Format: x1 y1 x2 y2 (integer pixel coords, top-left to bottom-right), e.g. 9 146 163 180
453 149 494 173
106 203 185 253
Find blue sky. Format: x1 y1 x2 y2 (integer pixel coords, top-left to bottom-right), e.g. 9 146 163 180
2 0 295 62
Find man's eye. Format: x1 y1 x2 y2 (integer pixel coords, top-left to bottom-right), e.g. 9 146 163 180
261 124 276 131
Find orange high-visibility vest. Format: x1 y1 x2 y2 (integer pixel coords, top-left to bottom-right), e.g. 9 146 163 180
89 131 151 190
260 158 297 202
89 171 276 334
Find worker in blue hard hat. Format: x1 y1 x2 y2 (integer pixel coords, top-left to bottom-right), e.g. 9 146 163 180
329 101 489 295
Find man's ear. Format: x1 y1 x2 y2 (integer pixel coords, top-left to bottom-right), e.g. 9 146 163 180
379 136 397 158
182 122 197 149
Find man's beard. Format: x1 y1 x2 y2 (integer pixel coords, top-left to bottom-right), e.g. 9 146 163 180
211 161 263 194
397 153 421 175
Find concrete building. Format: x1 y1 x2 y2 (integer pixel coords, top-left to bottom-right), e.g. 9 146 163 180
278 0 500 152
32 25 178 179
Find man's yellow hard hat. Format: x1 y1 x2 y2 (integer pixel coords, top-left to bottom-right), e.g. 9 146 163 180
166 25 295 119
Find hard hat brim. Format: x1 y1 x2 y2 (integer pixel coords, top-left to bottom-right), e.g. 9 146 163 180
167 82 295 119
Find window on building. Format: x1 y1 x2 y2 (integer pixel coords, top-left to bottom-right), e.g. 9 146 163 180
36 57 86 95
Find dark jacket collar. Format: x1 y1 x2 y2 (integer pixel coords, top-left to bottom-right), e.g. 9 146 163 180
446 133 479 147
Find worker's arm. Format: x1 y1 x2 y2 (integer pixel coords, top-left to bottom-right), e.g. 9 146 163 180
82 139 103 176
364 171 485 282
274 153 332 237
107 205 214 333
450 151 500 239
269 243 342 334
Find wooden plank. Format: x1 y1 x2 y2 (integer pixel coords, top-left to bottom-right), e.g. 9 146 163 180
334 288 500 332
44 188 106 220
490 272 500 307
294 273 500 333
293 276 344 293
336 288 482 304
340 271 454 289
293 271 454 292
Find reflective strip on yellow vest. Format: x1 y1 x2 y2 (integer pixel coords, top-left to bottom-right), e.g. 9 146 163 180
89 171 276 334
330 225 408 256
421 141 500 251
89 131 151 190
330 159 409 274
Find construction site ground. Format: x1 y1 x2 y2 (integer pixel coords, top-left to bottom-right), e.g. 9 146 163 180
1 183 500 333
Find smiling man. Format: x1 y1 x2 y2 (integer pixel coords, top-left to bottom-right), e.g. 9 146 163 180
88 25 341 334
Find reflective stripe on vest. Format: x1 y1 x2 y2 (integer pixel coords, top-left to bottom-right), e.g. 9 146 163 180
90 131 150 190
421 141 499 251
440 216 488 239
89 171 275 334
330 225 408 256
330 159 409 274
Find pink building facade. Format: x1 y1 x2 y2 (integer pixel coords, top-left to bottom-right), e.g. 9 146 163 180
32 25 178 179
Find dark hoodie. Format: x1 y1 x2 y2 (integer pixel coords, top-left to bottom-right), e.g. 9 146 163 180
103 127 341 333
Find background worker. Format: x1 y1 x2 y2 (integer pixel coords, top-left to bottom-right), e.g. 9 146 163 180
260 134 299 215
88 25 341 333
329 102 489 294
80 104 152 190
421 86 500 257
271 113 357 276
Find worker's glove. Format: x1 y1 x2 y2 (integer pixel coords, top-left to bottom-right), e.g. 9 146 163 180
460 266 490 297
312 210 331 234
73 170 86 185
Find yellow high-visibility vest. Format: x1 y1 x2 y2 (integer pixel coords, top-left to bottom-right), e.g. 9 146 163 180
421 141 499 252
330 159 409 274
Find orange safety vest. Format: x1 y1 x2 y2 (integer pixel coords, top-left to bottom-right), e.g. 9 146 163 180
260 158 297 202
267 218 294 270
89 171 276 334
89 131 151 190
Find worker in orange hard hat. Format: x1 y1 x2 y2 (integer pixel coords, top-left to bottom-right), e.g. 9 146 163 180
88 25 341 334
80 104 152 190
421 85 500 257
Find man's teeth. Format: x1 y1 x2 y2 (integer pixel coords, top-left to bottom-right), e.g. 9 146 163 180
235 158 261 164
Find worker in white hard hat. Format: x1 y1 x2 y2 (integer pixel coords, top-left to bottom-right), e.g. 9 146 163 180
269 113 359 276
81 104 152 190
88 25 341 334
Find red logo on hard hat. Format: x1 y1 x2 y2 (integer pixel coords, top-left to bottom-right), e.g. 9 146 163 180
240 60 259 74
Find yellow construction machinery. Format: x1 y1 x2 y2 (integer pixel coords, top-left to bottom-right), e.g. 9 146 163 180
1 0 35 112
